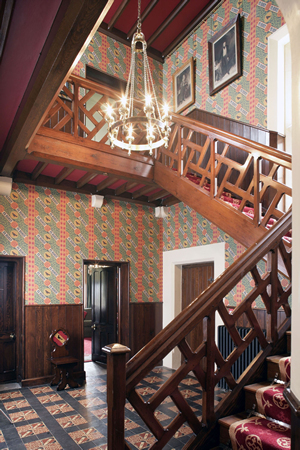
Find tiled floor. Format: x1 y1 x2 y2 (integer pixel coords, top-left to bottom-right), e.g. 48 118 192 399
0 363 226 449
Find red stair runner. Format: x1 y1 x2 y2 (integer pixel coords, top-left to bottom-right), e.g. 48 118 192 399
229 417 291 450
229 357 291 449
279 357 291 382
256 384 291 425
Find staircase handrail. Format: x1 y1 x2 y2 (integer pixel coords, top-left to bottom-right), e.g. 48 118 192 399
106 209 291 449
169 112 291 168
126 209 292 389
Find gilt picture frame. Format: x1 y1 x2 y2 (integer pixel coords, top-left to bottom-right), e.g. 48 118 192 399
172 58 195 114
208 14 242 96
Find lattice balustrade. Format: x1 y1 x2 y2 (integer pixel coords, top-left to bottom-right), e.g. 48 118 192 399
156 114 292 234
42 76 119 143
42 75 164 151
106 211 291 449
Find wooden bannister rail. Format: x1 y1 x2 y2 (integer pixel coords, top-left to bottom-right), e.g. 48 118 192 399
170 113 292 166
106 210 292 449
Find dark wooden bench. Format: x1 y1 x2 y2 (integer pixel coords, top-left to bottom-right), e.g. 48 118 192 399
49 328 80 391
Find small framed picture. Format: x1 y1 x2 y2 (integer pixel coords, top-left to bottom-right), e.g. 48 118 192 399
172 58 195 114
208 14 242 96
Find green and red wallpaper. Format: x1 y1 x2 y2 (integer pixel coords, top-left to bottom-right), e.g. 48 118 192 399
0 0 288 307
0 184 162 305
164 0 284 128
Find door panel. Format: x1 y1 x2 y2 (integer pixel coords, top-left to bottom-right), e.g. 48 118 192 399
91 266 117 364
182 262 214 354
0 262 16 382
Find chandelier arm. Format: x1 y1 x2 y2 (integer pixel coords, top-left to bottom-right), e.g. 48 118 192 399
145 53 162 122
130 54 136 118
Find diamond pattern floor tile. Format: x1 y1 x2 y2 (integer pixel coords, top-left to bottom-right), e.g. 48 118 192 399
0 362 226 449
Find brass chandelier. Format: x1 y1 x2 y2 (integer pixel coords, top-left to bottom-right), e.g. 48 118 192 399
106 0 171 155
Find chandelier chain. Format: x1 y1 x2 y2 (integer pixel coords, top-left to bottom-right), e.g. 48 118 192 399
137 0 141 32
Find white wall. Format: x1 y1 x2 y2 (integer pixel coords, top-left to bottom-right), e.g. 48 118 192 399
276 0 300 401
162 242 225 368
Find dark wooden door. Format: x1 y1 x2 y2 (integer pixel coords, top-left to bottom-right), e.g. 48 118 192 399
91 266 118 364
182 262 214 354
0 262 16 382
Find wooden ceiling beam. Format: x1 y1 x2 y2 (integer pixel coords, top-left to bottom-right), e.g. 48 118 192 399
55 167 73 185
132 184 155 199
162 195 180 206
0 0 114 177
27 132 154 183
14 170 98 196
147 0 190 47
99 23 163 63
13 170 159 207
96 176 119 192
148 189 169 202
31 161 47 180
127 0 159 39
77 172 98 189
162 0 222 58
108 0 130 30
115 181 137 196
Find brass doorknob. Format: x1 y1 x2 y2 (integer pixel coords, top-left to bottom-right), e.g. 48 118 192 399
10 333 16 340
91 324 97 330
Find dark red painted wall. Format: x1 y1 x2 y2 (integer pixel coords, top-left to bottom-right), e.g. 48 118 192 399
0 0 62 151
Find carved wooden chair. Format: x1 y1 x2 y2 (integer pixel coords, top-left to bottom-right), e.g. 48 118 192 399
49 328 80 391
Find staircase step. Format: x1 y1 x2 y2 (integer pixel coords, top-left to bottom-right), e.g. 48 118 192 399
219 413 247 445
244 381 270 411
267 355 288 381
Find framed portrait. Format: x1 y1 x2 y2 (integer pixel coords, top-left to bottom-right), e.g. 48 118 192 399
208 14 242 96
172 58 195 114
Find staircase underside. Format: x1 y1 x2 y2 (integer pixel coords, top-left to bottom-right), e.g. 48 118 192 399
154 161 267 248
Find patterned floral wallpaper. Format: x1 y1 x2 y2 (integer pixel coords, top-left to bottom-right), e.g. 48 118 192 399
0 185 288 307
164 0 284 128
0 1 288 307
74 32 163 101
163 202 254 307
0 184 162 305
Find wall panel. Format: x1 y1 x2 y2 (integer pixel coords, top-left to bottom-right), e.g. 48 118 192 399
23 304 84 385
129 303 163 358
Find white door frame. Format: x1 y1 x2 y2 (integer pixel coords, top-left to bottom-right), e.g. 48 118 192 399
163 242 225 368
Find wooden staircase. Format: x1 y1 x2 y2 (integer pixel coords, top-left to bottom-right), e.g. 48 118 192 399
101 106 293 450
105 210 292 449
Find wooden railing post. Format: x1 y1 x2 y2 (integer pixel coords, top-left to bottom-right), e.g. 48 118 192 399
253 156 262 226
202 314 216 425
103 343 131 450
178 125 183 176
210 138 217 198
73 81 79 138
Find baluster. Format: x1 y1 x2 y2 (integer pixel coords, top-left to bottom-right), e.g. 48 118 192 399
178 125 183 175
270 249 279 342
210 139 217 198
253 156 262 226
103 343 131 450
73 81 79 138
202 314 216 425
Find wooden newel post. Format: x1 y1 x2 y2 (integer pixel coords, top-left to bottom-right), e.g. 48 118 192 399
103 343 131 450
